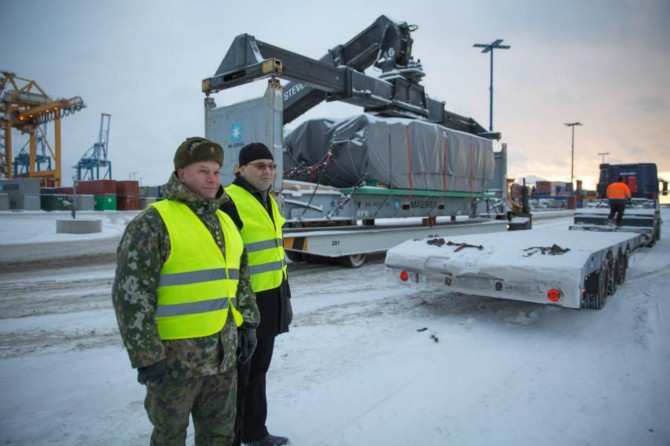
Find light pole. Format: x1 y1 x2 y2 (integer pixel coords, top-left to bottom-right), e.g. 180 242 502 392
564 122 582 195
474 39 511 131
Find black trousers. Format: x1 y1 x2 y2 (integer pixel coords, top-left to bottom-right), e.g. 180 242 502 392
608 200 626 225
234 336 275 445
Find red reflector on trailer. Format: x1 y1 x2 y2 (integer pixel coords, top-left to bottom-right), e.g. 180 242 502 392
400 271 409 282
547 289 561 302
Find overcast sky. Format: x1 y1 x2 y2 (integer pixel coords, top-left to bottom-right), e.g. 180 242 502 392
2 0 669 191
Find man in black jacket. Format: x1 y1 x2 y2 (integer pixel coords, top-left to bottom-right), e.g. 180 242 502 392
221 142 292 446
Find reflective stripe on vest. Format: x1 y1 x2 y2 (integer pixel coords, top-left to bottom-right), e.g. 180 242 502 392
225 184 287 292
155 297 233 317
159 267 240 287
150 200 244 340
607 182 631 200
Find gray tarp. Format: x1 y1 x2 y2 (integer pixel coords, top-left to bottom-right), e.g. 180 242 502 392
284 114 495 192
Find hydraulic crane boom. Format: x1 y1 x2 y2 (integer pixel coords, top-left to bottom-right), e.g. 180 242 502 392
279 15 415 123
202 16 496 138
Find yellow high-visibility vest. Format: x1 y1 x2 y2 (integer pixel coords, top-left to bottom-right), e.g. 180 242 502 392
150 200 244 340
225 184 287 292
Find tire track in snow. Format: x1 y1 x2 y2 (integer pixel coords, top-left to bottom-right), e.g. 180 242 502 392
0 327 122 359
0 280 113 319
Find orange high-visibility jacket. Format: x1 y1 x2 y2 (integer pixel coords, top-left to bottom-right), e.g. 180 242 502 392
606 182 632 200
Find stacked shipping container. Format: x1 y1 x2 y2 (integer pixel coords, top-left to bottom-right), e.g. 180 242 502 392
116 181 140 211
2 178 163 212
535 181 573 197
76 180 117 211
139 185 162 208
536 181 551 196
0 178 41 210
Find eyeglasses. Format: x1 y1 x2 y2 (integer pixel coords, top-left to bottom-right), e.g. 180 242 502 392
248 162 277 171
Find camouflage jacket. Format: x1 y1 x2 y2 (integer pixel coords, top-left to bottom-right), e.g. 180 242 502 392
112 173 260 380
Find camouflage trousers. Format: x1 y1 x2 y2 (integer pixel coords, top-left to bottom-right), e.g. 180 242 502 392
144 367 237 446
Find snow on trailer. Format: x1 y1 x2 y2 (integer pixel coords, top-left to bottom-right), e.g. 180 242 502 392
385 229 644 309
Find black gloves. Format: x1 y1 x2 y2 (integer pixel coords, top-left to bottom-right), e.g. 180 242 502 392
137 359 168 389
282 280 293 327
237 326 257 365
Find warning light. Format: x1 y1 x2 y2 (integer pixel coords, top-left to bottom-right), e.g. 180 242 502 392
400 271 409 282
547 289 561 302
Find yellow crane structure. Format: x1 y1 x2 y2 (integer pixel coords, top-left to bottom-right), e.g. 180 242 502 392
1 71 85 186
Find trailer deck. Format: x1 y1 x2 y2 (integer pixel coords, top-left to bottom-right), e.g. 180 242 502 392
385 229 644 309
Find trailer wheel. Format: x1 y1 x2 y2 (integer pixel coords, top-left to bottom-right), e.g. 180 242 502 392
616 250 627 285
597 261 609 308
647 226 658 247
587 259 609 309
582 258 610 310
303 254 328 264
606 253 617 295
339 253 367 268
286 251 305 263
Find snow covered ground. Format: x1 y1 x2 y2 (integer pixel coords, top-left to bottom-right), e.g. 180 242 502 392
1 209 669 445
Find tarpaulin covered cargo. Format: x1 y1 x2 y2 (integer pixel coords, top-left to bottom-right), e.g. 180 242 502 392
284 114 495 192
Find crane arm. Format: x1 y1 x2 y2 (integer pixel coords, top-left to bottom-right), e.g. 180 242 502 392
15 96 85 125
204 15 415 124
202 35 429 120
202 16 494 138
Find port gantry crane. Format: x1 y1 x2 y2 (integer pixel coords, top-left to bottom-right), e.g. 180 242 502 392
74 112 112 181
1 71 85 186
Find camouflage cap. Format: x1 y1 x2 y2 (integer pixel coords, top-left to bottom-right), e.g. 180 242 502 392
174 137 223 170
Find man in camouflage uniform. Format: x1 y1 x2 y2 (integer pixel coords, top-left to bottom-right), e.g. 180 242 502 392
113 137 260 445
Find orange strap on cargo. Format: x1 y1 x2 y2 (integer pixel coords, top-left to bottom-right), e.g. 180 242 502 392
405 125 413 192
469 140 474 192
443 134 449 195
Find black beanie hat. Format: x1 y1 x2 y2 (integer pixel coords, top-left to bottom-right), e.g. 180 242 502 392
239 142 273 166
174 137 223 170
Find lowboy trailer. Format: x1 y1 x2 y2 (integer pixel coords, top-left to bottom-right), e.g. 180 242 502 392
385 228 645 309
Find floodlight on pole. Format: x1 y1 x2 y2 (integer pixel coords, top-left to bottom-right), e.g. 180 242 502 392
474 39 511 132
564 122 583 195
597 152 609 164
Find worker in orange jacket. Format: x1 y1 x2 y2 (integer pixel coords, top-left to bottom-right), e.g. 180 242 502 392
606 177 632 226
